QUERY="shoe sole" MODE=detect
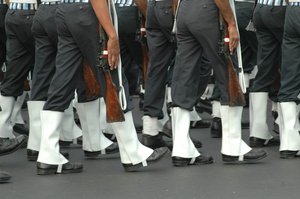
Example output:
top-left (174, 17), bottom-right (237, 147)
top-left (124, 148), bottom-right (169, 172)
top-left (173, 158), bottom-right (214, 167)
top-left (0, 138), bottom-right (27, 157)
top-left (223, 153), bottom-right (267, 164)
top-left (37, 168), bottom-right (83, 175)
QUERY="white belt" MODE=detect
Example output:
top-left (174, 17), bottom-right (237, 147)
top-left (41, 1), bottom-right (60, 4)
top-left (258, 0), bottom-right (287, 6)
top-left (60, 0), bottom-right (89, 3)
top-left (9, 2), bottom-right (37, 10)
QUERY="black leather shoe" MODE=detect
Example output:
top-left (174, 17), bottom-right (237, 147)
top-left (210, 117), bottom-right (222, 138)
top-left (280, 150), bottom-right (300, 159)
top-left (37, 162), bottom-right (83, 175)
top-left (222, 149), bottom-right (267, 163)
top-left (0, 135), bottom-right (27, 156)
top-left (190, 120), bottom-right (211, 129)
top-left (249, 137), bottom-right (280, 148)
top-left (84, 143), bottom-right (119, 158)
top-left (13, 123), bottom-right (29, 135)
top-left (141, 134), bottom-right (167, 149)
top-left (172, 155), bottom-right (214, 167)
top-left (0, 170), bottom-right (11, 183)
top-left (122, 147), bottom-right (169, 172)
top-left (27, 149), bottom-right (69, 161)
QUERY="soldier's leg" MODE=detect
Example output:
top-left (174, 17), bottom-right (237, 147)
top-left (0, 8), bottom-right (34, 140)
top-left (249, 5), bottom-right (285, 146)
top-left (143, 0), bottom-right (175, 143)
top-left (37, 4), bottom-right (84, 174)
top-left (278, 6), bottom-right (300, 158)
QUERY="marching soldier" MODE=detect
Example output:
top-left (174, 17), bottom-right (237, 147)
top-left (249, 0), bottom-right (286, 147)
top-left (0, 0), bottom-right (35, 140)
top-left (36, 0), bottom-right (168, 175)
top-left (135, 0), bottom-right (208, 150)
top-left (138, 0), bottom-right (176, 149)
top-left (277, 0), bottom-right (300, 159)
top-left (209, 0), bottom-right (257, 139)
top-left (171, 0), bottom-right (266, 166)
top-left (29, 0), bottom-right (116, 163)
top-left (0, 0), bottom-right (28, 182)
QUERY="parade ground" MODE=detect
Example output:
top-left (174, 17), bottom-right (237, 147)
top-left (0, 97), bottom-right (299, 199)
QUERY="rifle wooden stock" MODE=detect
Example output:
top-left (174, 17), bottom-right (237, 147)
top-left (103, 67), bottom-right (125, 123)
top-left (99, 27), bottom-right (125, 123)
top-left (219, 15), bottom-right (246, 107)
top-left (82, 59), bottom-right (101, 100)
top-left (226, 55), bottom-right (246, 106)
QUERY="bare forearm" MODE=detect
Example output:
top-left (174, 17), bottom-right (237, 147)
top-left (214, 0), bottom-right (236, 27)
top-left (134, 0), bottom-right (147, 17)
top-left (172, 0), bottom-right (179, 15)
top-left (90, 0), bottom-right (117, 40)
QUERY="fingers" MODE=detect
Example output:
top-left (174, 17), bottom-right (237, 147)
top-left (108, 53), bottom-right (119, 70)
top-left (107, 37), bottom-right (120, 70)
top-left (229, 38), bottom-right (238, 54)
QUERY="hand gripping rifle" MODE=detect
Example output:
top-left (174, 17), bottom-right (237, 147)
top-left (218, 14), bottom-right (246, 107)
top-left (98, 26), bottom-right (125, 123)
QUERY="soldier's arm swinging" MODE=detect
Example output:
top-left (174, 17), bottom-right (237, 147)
top-left (214, 0), bottom-right (239, 54)
top-left (90, 0), bottom-right (120, 69)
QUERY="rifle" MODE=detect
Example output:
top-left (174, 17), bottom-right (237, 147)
top-left (136, 13), bottom-right (148, 89)
top-left (99, 26), bottom-right (125, 123)
top-left (82, 59), bottom-right (101, 100)
top-left (218, 14), bottom-right (246, 107)
top-left (134, 0), bottom-right (149, 91)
